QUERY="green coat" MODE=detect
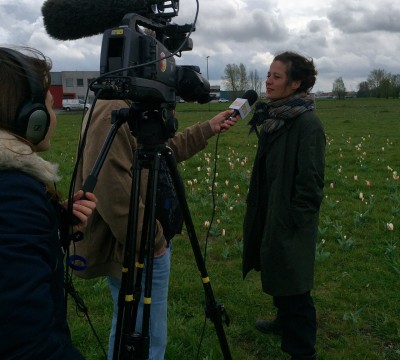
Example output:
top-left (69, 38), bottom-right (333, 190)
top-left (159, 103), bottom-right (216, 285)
top-left (243, 110), bottom-right (325, 296)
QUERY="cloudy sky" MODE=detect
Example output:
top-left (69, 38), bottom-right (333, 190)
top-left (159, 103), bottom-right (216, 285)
top-left (1, 0), bottom-right (400, 92)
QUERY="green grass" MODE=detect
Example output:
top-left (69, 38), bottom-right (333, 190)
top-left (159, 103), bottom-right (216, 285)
top-left (44, 98), bottom-right (400, 359)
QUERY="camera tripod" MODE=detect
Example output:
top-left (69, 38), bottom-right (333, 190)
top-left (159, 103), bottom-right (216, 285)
top-left (81, 103), bottom-right (232, 360)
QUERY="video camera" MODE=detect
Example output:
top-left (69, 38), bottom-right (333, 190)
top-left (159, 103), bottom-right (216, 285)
top-left (90, 0), bottom-right (211, 105)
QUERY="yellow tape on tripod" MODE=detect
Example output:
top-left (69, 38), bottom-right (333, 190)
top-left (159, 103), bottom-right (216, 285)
top-left (125, 294), bottom-right (134, 302)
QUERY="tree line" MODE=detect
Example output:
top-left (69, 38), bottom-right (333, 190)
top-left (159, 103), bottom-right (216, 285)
top-left (222, 63), bottom-right (263, 99)
top-left (223, 63), bottom-right (400, 101)
top-left (333, 69), bottom-right (400, 99)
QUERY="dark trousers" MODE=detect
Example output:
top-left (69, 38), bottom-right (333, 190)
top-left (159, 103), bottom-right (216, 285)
top-left (273, 291), bottom-right (316, 358)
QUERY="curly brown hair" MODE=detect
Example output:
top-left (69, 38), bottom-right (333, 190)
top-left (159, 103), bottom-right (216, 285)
top-left (0, 47), bottom-right (52, 138)
top-left (273, 51), bottom-right (317, 94)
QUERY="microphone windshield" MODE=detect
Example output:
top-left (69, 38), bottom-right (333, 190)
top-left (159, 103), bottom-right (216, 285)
top-left (42, 0), bottom-right (151, 40)
top-left (241, 89), bottom-right (258, 107)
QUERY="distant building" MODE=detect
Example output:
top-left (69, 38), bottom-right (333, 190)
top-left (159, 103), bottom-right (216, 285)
top-left (50, 71), bottom-right (99, 109)
top-left (50, 72), bottom-right (245, 108)
top-left (218, 89), bottom-right (266, 102)
top-left (210, 85), bottom-right (221, 100)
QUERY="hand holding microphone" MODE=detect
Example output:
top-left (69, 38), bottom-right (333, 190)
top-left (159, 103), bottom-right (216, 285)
top-left (208, 90), bottom-right (258, 133)
top-left (228, 90), bottom-right (258, 119)
top-left (208, 110), bottom-right (238, 133)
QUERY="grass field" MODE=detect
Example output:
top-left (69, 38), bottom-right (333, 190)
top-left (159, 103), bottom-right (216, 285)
top-left (44, 98), bottom-right (400, 359)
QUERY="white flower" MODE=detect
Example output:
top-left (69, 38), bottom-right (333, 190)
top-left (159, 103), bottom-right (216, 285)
top-left (387, 223), bottom-right (394, 231)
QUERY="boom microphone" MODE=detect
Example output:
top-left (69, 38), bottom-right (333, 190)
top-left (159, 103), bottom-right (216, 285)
top-left (228, 90), bottom-right (258, 119)
top-left (42, 0), bottom-right (169, 40)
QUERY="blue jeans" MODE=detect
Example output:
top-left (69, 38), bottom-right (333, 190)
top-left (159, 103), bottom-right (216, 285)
top-left (107, 245), bottom-right (172, 360)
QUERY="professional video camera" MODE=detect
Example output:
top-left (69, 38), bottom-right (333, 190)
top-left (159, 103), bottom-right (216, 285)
top-left (90, 0), bottom-right (211, 105)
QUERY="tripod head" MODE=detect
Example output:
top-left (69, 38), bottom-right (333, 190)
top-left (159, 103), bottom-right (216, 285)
top-left (112, 102), bottom-right (178, 146)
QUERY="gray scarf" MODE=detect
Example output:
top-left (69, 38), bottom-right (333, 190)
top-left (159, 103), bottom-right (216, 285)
top-left (248, 93), bottom-right (315, 136)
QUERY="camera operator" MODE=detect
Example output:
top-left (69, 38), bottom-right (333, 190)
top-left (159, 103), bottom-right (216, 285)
top-left (72, 99), bottom-right (237, 359)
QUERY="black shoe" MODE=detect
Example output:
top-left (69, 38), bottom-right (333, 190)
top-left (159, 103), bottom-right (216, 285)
top-left (255, 319), bottom-right (282, 335)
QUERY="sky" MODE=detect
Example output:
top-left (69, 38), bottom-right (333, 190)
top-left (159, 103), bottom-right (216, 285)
top-left (1, 0), bottom-right (400, 92)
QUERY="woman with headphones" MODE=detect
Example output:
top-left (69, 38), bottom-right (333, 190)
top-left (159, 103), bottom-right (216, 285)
top-left (0, 47), bottom-right (97, 359)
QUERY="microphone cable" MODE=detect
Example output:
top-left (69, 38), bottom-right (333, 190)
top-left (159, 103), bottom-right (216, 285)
top-left (63, 89), bottom-right (108, 359)
top-left (202, 131), bottom-right (221, 264)
top-left (196, 128), bottom-right (223, 359)
top-left (64, 265), bottom-right (108, 360)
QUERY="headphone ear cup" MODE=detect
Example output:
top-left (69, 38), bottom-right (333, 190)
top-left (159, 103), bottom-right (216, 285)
top-left (17, 101), bottom-right (50, 145)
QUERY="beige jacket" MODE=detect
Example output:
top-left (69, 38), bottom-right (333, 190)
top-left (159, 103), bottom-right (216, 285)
top-left (71, 100), bottom-right (214, 279)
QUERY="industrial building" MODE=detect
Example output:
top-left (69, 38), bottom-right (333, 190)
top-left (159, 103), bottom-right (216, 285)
top-left (50, 71), bottom-right (99, 109)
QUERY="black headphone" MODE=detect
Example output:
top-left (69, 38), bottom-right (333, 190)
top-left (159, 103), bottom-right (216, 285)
top-left (0, 48), bottom-right (50, 145)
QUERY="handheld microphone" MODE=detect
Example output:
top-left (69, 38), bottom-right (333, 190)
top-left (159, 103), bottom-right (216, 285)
top-left (41, 0), bottom-right (166, 40)
top-left (228, 90), bottom-right (258, 119)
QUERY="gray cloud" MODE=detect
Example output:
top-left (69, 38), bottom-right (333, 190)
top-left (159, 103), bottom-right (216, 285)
top-left (328, 2), bottom-right (400, 33)
top-left (1, 0), bottom-right (399, 92)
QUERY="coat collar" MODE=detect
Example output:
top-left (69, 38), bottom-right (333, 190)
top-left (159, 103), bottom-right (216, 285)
top-left (0, 130), bottom-right (60, 184)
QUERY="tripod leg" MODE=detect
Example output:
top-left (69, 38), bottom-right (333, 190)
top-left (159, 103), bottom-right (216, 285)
top-left (113, 149), bottom-right (162, 360)
top-left (164, 148), bottom-right (232, 360)
top-left (138, 150), bottom-right (162, 348)
top-left (113, 149), bottom-right (142, 360)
